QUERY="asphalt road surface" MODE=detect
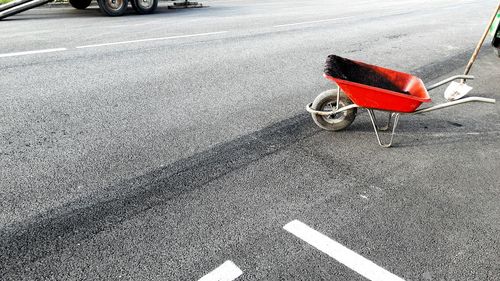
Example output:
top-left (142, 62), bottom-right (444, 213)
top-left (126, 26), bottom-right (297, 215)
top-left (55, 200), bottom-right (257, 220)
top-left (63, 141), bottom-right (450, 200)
top-left (1, 0), bottom-right (500, 280)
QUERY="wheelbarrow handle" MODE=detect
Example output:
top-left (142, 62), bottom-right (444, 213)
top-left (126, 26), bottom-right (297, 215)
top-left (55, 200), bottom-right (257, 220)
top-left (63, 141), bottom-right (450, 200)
top-left (412, 96), bottom-right (496, 114)
top-left (426, 75), bottom-right (475, 91)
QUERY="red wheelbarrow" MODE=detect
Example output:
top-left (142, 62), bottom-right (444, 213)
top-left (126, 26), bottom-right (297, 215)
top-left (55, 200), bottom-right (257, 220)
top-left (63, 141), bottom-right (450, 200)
top-left (306, 55), bottom-right (496, 147)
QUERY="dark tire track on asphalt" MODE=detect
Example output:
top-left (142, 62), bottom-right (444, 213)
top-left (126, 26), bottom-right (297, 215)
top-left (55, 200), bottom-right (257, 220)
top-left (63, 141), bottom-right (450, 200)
top-left (0, 113), bottom-right (320, 276)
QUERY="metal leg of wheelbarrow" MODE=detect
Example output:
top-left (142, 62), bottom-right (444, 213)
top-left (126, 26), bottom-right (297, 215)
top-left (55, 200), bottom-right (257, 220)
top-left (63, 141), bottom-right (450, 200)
top-left (367, 109), bottom-right (400, 148)
top-left (369, 112), bottom-right (393, 131)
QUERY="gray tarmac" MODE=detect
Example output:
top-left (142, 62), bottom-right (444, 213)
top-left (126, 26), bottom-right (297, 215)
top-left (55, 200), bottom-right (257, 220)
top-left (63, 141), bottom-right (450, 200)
top-left (1, 0), bottom-right (499, 280)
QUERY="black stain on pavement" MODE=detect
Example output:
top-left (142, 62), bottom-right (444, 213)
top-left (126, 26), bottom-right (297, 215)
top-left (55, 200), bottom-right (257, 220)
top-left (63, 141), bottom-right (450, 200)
top-left (0, 113), bottom-right (319, 276)
top-left (447, 121), bottom-right (463, 127)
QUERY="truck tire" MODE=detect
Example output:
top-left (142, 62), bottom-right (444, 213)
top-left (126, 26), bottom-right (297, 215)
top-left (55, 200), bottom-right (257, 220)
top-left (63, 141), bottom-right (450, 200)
top-left (69, 0), bottom-right (92, 9)
top-left (97, 0), bottom-right (128, 16)
top-left (131, 0), bottom-right (157, 14)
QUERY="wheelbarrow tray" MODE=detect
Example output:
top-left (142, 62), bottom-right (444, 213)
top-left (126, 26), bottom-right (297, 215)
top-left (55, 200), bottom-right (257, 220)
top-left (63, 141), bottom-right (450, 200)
top-left (324, 55), bottom-right (431, 113)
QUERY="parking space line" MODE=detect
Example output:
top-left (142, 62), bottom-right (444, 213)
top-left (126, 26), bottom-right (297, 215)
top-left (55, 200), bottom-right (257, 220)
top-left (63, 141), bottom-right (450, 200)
top-left (284, 220), bottom-right (405, 281)
top-left (273, 17), bottom-right (354, 28)
top-left (199, 260), bottom-right (243, 281)
top-left (0, 48), bottom-right (67, 58)
top-left (75, 31), bottom-right (229, 49)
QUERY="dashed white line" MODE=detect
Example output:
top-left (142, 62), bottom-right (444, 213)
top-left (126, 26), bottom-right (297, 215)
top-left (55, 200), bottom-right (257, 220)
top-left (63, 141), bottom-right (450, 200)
top-left (284, 220), bottom-right (405, 281)
top-left (199, 260), bottom-right (243, 281)
top-left (273, 16), bottom-right (355, 28)
top-left (76, 31), bottom-right (229, 49)
top-left (0, 48), bottom-right (67, 58)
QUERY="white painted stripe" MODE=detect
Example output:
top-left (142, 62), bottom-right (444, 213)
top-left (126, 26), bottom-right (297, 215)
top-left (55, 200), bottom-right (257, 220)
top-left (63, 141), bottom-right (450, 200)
top-left (199, 260), bottom-right (243, 281)
top-left (76, 31), bottom-right (228, 49)
top-left (0, 48), bottom-right (67, 58)
top-left (284, 220), bottom-right (405, 281)
top-left (274, 16), bottom-right (354, 28)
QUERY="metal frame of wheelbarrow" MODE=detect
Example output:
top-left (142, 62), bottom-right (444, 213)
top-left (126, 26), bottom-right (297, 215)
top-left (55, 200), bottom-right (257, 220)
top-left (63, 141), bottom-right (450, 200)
top-left (306, 75), bottom-right (496, 147)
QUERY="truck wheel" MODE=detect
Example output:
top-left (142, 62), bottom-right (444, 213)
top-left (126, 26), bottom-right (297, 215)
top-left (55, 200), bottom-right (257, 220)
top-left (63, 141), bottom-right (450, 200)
top-left (131, 0), bottom-right (157, 14)
top-left (97, 0), bottom-right (128, 16)
top-left (69, 0), bottom-right (92, 9)
top-left (310, 89), bottom-right (357, 131)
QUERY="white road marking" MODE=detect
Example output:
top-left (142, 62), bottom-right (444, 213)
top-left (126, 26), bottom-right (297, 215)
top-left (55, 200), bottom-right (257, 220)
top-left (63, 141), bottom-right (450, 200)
top-left (0, 48), bottom-right (67, 58)
top-left (199, 260), bottom-right (243, 281)
top-left (76, 31), bottom-right (229, 49)
top-left (273, 16), bottom-right (355, 28)
top-left (284, 220), bottom-right (405, 281)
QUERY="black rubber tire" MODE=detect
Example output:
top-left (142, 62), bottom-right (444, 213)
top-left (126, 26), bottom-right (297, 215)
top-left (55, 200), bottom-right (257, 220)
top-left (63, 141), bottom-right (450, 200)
top-left (131, 0), bottom-right (157, 14)
top-left (493, 22), bottom-right (500, 57)
top-left (69, 0), bottom-right (92, 9)
top-left (97, 0), bottom-right (128, 16)
top-left (310, 89), bottom-right (357, 131)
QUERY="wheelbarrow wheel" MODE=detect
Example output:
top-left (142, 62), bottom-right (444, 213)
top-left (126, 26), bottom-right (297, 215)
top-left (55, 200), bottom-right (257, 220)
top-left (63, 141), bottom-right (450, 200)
top-left (311, 89), bottom-right (357, 131)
